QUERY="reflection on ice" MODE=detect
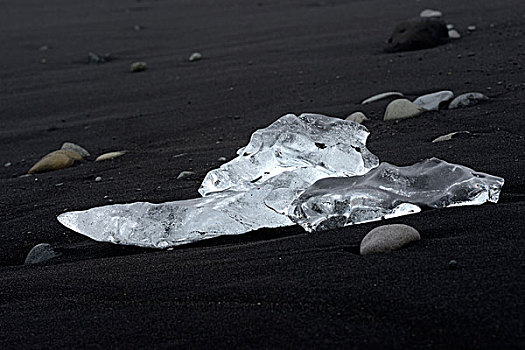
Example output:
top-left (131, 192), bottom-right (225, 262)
top-left (287, 158), bottom-right (504, 232)
top-left (57, 114), bottom-right (504, 248)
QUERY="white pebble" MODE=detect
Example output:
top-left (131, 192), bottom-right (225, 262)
top-left (432, 131), bottom-right (471, 143)
top-left (189, 52), bottom-right (202, 62)
top-left (384, 99), bottom-right (425, 121)
top-left (448, 29), bottom-right (461, 39)
top-left (420, 9), bottom-right (442, 18)
top-left (218, 157), bottom-right (227, 162)
top-left (467, 25), bottom-right (477, 31)
top-left (345, 112), bottom-right (368, 124)
top-left (95, 176), bottom-right (102, 182)
top-left (4, 162), bottom-right (11, 167)
top-left (95, 151), bottom-right (127, 161)
top-left (177, 171), bottom-right (196, 180)
top-left (361, 91), bottom-right (404, 105)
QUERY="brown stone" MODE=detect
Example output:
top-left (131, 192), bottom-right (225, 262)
top-left (28, 150), bottom-right (82, 174)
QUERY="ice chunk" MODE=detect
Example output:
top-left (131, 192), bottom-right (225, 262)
top-left (58, 113), bottom-right (379, 248)
top-left (199, 113), bottom-right (378, 195)
top-left (288, 158), bottom-right (504, 232)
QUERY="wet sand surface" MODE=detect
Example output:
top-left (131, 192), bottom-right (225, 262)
top-left (1, 1), bottom-right (524, 348)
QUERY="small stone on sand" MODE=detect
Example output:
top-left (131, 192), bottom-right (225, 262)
top-left (448, 92), bottom-right (488, 109)
top-left (432, 131), bottom-right (471, 142)
top-left (218, 157), bottom-right (227, 162)
top-left (345, 112), bottom-right (368, 124)
top-left (130, 61), bottom-right (147, 72)
top-left (413, 90), bottom-right (454, 111)
top-left (28, 150), bottom-right (82, 174)
top-left (360, 224), bottom-right (421, 255)
top-left (61, 142), bottom-right (90, 158)
top-left (361, 92), bottom-right (404, 104)
top-left (177, 171), bottom-right (196, 180)
top-left (95, 176), bottom-right (102, 182)
top-left (420, 9), bottom-right (442, 18)
top-left (189, 52), bottom-right (202, 62)
top-left (95, 151), bottom-right (127, 161)
top-left (384, 99), bottom-right (425, 121)
top-left (448, 29), bottom-right (461, 39)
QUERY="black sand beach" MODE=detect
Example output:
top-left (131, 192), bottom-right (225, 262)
top-left (1, 0), bottom-right (524, 348)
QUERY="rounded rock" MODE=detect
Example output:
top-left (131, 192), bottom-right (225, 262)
top-left (385, 18), bottom-right (449, 53)
top-left (384, 99), bottom-right (425, 121)
top-left (61, 142), bottom-right (90, 158)
top-left (448, 29), bottom-right (461, 39)
top-left (420, 9), bottom-right (442, 18)
top-left (360, 224), bottom-right (421, 255)
top-left (189, 52), bottom-right (202, 62)
top-left (177, 170), bottom-right (196, 180)
top-left (345, 112), bottom-right (368, 124)
top-left (448, 92), bottom-right (488, 109)
top-left (413, 90), bottom-right (454, 111)
top-left (28, 150), bottom-right (82, 174)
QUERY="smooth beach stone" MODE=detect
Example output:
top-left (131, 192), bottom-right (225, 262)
top-left (413, 90), bottom-right (454, 110)
top-left (28, 150), bottom-right (82, 174)
top-left (177, 171), bottom-right (196, 180)
top-left (432, 131), bottom-right (471, 143)
top-left (467, 25), bottom-right (477, 31)
top-left (61, 142), bottom-right (90, 158)
top-left (448, 29), bottom-right (461, 39)
top-left (24, 243), bottom-right (61, 265)
top-left (95, 151), bottom-right (127, 161)
top-left (360, 224), bottom-right (420, 255)
top-left (448, 92), bottom-right (488, 109)
top-left (189, 52), bottom-right (202, 62)
top-left (420, 9), bottom-right (442, 18)
top-left (88, 52), bottom-right (112, 64)
top-left (345, 112), bottom-right (368, 124)
top-left (385, 18), bottom-right (449, 52)
top-left (130, 61), bottom-right (147, 72)
top-left (361, 91), bottom-right (404, 104)
top-left (384, 99), bottom-right (425, 121)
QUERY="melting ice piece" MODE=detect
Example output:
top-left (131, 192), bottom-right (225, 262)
top-left (199, 113), bottom-right (379, 195)
top-left (287, 158), bottom-right (504, 232)
top-left (58, 113), bottom-right (379, 248)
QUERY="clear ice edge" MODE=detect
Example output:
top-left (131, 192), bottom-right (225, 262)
top-left (57, 113), bottom-right (504, 248)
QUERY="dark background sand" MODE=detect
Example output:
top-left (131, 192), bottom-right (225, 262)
top-left (1, 0), bottom-right (524, 348)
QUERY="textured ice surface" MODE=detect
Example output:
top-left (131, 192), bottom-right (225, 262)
top-left (288, 158), bottom-right (504, 232)
top-left (58, 113), bottom-right (379, 248)
top-left (58, 114), bottom-right (503, 248)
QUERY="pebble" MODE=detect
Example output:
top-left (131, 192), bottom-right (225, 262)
top-left (467, 25), bottom-right (476, 31)
top-left (4, 162), bottom-right (11, 167)
top-left (130, 61), bottom-right (147, 72)
top-left (413, 90), bottom-right (454, 111)
top-left (24, 243), bottom-right (61, 265)
top-left (218, 157), bottom-right (227, 162)
top-left (420, 9), bottom-right (442, 18)
top-left (95, 176), bottom-right (102, 182)
top-left (448, 92), bottom-right (488, 109)
top-left (446, 24), bottom-right (454, 30)
top-left (28, 150), bottom-right (82, 174)
top-left (189, 52), bottom-right (202, 62)
top-left (177, 171), bottom-right (196, 180)
top-left (448, 29), bottom-right (461, 39)
top-left (361, 91), bottom-right (404, 104)
top-left (384, 99), bottom-right (426, 121)
top-left (385, 18), bottom-right (449, 52)
top-left (133, 25), bottom-right (142, 31)
top-left (345, 112), bottom-right (368, 124)
top-left (95, 151), bottom-right (127, 161)
top-left (360, 224), bottom-right (421, 255)
top-left (432, 131), bottom-right (471, 142)
top-left (448, 260), bottom-right (458, 270)
top-left (61, 142), bottom-right (90, 158)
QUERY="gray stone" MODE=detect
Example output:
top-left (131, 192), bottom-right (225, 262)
top-left (448, 29), bottom-right (461, 39)
top-left (420, 9), bottom-right (442, 18)
top-left (218, 157), bottom-right (227, 162)
top-left (24, 243), bottom-right (61, 265)
top-left (4, 162), bottom-right (11, 167)
top-left (448, 92), bottom-right (488, 109)
top-left (61, 142), bottom-right (90, 158)
top-left (95, 176), bottom-right (102, 182)
top-left (413, 90), bottom-right (454, 111)
top-left (345, 112), bottom-right (368, 124)
top-left (360, 224), bottom-right (420, 255)
top-left (177, 171), bottom-right (196, 180)
top-left (385, 18), bottom-right (449, 53)
top-left (384, 99), bottom-right (425, 121)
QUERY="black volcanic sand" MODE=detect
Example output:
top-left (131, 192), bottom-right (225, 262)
top-left (1, 1), bottom-right (524, 349)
